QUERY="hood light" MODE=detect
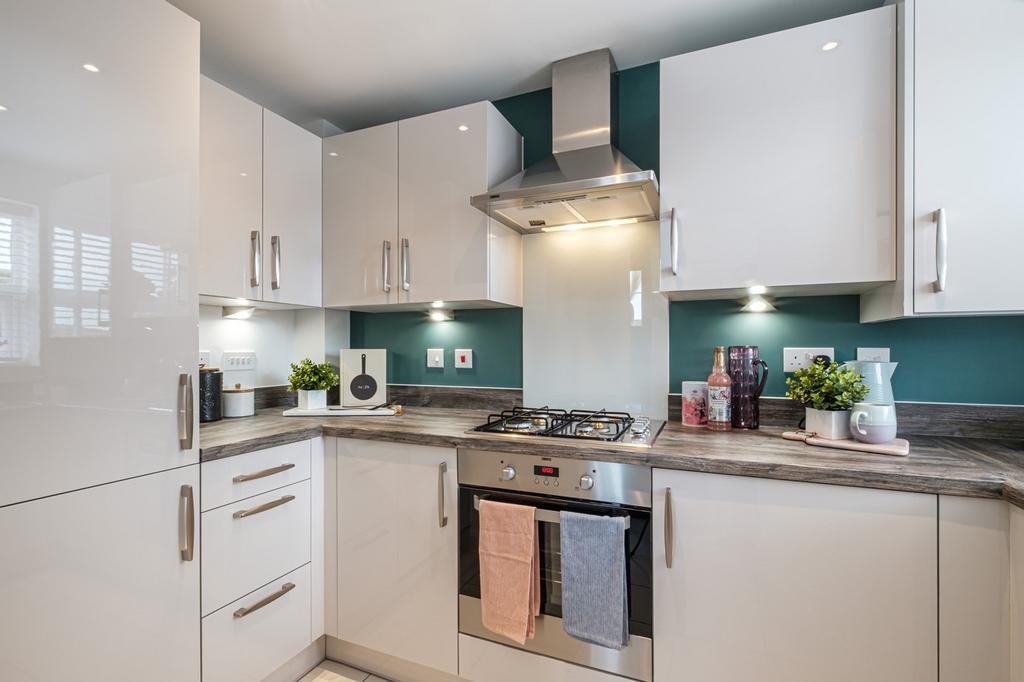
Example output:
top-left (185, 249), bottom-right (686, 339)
top-left (222, 306), bottom-right (256, 320)
top-left (747, 285), bottom-right (767, 295)
top-left (431, 300), bottom-right (445, 308)
top-left (429, 309), bottom-right (454, 322)
top-left (741, 295), bottom-right (775, 313)
top-left (540, 217), bottom-right (639, 233)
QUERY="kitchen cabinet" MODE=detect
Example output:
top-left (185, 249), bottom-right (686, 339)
top-left (652, 469), bottom-right (937, 682)
top-left (323, 122), bottom-right (399, 308)
top-left (199, 76), bottom-right (263, 301)
top-left (263, 109), bottom-right (323, 307)
top-left (199, 83), bottom-right (322, 307)
top-left (0, 466), bottom-right (201, 682)
top-left (861, 0), bottom-right (1024, 320)
top-left (659, 6), bottom-right (895, 299)
top-left (1012, 504), bottom-right (1024, 682)
top-left (323, 101), bottom-right (522, 310)
top-left (458, 634), bottom-right (625, 682)
top-left (333, 437), bottom-right (459, 675)
top-left (939, 496), bottom-right (1011, 682)
top-left (0, 0), bottom-right (200, 508)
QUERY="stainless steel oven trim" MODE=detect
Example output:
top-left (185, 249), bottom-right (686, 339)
top-left (472, 494), bottom-right (631, 529)
top-left (459, 595), bottom-right (653, 682)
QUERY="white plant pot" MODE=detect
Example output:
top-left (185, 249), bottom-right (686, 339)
top-left (297, 389), bottom-right (327, 411)
top-left (805, 408), bottom-right (851, 440)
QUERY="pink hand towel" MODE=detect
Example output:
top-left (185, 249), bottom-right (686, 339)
top-left (478, 499), bottom-right (541, 645)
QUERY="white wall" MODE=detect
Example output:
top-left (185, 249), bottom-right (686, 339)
top-left (199, 305), bottom-right (349, 387)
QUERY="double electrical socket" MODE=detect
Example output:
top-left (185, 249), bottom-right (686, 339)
top-left (783, 347), bottom-right (834, 372)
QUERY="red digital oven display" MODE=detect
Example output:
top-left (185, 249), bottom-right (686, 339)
top-left (533, 465), bottom-right (560, 477)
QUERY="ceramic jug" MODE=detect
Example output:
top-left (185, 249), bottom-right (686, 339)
top-left (842, 361), bottom-right (897, 405)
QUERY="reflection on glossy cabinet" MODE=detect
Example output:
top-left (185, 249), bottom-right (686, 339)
top-left (323, 123), bottom-right (399, 307)
top-left (263, 109), bottom-right (323, 307)
top-left (0, 0), bottom-right (200, 507)
top-left (334, 438), bottom-right (458, 675)
top-left (0, 466), bottom-right (201, 682)
top-left (200, 76), bottom-right (263, 301)
top-left (652, 469), bottom-right (937, 682)
top-left (659, 6), bottom-right (895, 298)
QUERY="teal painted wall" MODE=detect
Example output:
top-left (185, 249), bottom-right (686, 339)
top-left (670, 296), bottom-right (1024, 404)
top-left (350, 308), bottom-right (523, 388)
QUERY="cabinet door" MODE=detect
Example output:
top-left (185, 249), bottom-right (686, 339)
top-left (653, 469), bottom-right (937, 682)
top-left (398, 102), bottom-right (490, 304)
top-left (912, 0), bottom-right (1024, 314)
top-left (659, 6), bottom-right (895, 294)
top-left (0, 466), bottom-right (201, 682)
top-left (336, 438), bottom-right (458, 675)
top-left (323, 123), bottom-right (398, 308)
top-left (0, 0), bottom-right (200, 508)
top-left (263, 109), bottom-right (322, 307)
top-left (1012, 505), bottom-right (1024, 682)
top-left (200, 76), bottom-right (263, 300)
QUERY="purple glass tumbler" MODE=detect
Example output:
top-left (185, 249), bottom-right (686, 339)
top-left (728, 346), bottom-right (769, 429)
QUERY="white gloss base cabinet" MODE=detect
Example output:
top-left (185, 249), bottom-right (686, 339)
top-left (203, 564), bottom-right (312, 682)
top-left (458, 634), bottom-right (624, 682)
top-left (1012, 505), bottom-right (1024, 682)
top-left (652, 469), bottom-right (937, 682)
top-left (659, 6), bottom-right (895, 298)
top-left (0, 466), bottom-right (201, 682)
top-left (332, 437), bottom-right (459, 676)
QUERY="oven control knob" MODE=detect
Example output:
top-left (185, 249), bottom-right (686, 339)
top-left (579, 474), bottom-right (595, 491)
top-left (500, 465), bottom-right (516, 482)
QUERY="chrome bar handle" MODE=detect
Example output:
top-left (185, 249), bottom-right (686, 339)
top-left (438, 461), bottom-right (449, 528)
top-left (382, 239), bottom-right (392, 293)
top-left (669, 208), bottom-right (679, 276)
top-left (178, 373), bottom-right (193, 450)
top-left (400, 237), bottom-right (410, 292)
top-left (180, 484), bottom-right (195, 562)
top-left (934, 208), bottom-right (947, 292)
top-left (250, 230), bottom-right (261, 288)
top-left (664, 487), bottom-right (674, 569)
top-left (233, 494), bottom-right (296, 519)
top-left (233, 582), bottom-right (295, 619)
top-left (271, 235), bottom-right (281, 290)
top-left (233, 463), bottom-right (295, 484)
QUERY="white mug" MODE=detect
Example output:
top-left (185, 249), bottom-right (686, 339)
top-left (850, 402), bottom-right (897, 444)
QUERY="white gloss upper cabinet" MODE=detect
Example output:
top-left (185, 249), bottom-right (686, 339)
top-left (323, 122), bottom-right (398, 308)
top-left (200, 76), bottom-right (263, 301)
top-left (334, 438), bottom-right (459, 675)
top-left (0, 466), bottom-right (201, 682)
top-left (659, 6), bottom-right (895, 298)
top-left (263, 109), bottom-right (323, 307)
top-left (910, 0), bottom-right (1024, 315)
top-left (0, 0), bottom-right (200, 507)
top-left (653, 469), bottom-right (937, 682)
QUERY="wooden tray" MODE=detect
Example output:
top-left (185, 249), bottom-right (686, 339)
top-left (782, 431), bottom-right (910, 456)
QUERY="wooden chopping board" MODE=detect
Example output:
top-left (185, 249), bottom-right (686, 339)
top-left (783, 431), bottom-right (910, 456)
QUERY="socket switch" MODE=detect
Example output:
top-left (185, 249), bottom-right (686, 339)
top-left (198, 350), bottom-right (211, 367)
top-left (222, 351), bottom-right (257, 370)
top-left (857, 347), bottom-right (891, 362)
top-left (783, 347), bottom-right (835, 372)
top-left (426, 348), bottom-right (444, 369)
top-left (455, 349), bottom-right (473, 369)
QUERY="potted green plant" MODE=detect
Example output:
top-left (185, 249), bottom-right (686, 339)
top-left (287, 358), bottom-right (339, 410)
top-left (785, 358), bottom-right (869, 439)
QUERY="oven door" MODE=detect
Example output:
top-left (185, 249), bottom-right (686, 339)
top-left (458, 486), bottom-right (653, 682)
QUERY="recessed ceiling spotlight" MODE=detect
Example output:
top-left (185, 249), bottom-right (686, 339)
top-left (457, 125), bottom-right (469, 132)
top-left (748, 285), bottom-right (767, 295)
top-left (821, 41), bottom-right (839, 52)
top-left (82, 63), bottom-right (100, 72)
top-left (328, 151), bottom-right (339, 157)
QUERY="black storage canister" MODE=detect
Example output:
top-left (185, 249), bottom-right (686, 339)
top-left (199, 366), bottom-right (223, 423)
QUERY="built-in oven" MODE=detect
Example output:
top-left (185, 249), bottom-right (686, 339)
top-left (457, 449), bottom-right (653, 682)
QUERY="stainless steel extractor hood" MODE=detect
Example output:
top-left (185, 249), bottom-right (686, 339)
top-left (471, 49), bottom-right (659, 234)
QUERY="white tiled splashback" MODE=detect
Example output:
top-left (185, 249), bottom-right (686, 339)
top-left (522, 221), bottom-right (669, 419)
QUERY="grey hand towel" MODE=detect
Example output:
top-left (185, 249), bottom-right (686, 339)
top-left (559, 510), bottom-right (629, 649)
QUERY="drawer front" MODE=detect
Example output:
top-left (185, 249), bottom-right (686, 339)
top-left (201, 440), bottom-right (311, 512)
top-left (203, 564), bottom-right (312, 682)
top-left (202, 479), bottom-right (311, 615)
top-left (458, 634), bottom-right (627, 682)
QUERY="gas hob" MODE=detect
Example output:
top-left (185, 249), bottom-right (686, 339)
top-left (469, 406), bottom-right (665, 448)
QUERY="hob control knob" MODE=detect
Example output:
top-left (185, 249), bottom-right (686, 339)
top-left (579, 474), bottom-right (595, 491)
top-left (500, 465), bottom-right (516, 482)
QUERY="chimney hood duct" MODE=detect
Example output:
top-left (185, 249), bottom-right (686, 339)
top-left (471, 49), bottom-right (659, 234)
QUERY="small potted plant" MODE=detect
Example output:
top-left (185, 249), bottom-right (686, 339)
top-left (785, 358), bottom-right (868, 439)
top-left (287, 358), bottom-right (339, 410)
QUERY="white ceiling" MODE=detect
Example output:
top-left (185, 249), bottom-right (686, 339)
top-left (167, 0), bottom-right (881, 134)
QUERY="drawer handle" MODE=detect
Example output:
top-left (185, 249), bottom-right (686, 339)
top-left (232, 463), bottom-right (296, 484)
top-left (233, 582), bottom-right (296, 619)
top-left (232, 494), bottom-right (296, 519)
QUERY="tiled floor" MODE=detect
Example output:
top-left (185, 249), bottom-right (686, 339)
top-left (298, 660), bottom-right (393, 682)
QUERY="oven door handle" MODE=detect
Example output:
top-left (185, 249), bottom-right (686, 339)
top-left (472, 495), bottom-right (631, 530)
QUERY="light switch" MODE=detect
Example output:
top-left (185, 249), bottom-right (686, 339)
top-left (426, 348), bottom-right (444, 368)
top-left (857, 347), bottom-right (891, 362)
top-left (455, 349), bottom-right (473, 368)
